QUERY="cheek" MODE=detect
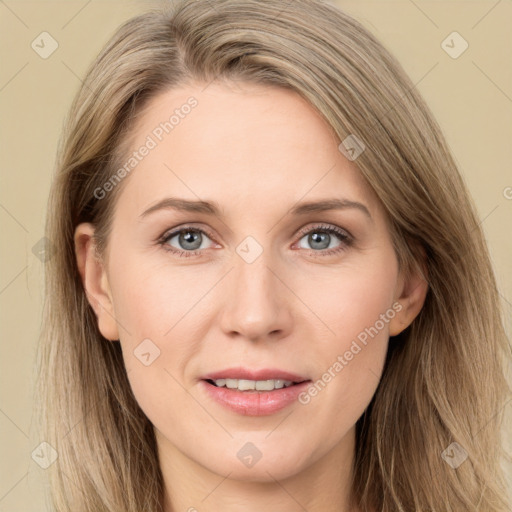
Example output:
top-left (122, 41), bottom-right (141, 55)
top-left (109, 250), bottom-right (206, 340)
top-left (106, 256), bottom-right (204, 411)
top-left (298, 252), bottom-right (398, 348)
top-left (294, 253), bottom-right (397, 424)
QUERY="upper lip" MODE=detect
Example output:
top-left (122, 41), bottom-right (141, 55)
top-left (201, 367), bottom-right (310, 383)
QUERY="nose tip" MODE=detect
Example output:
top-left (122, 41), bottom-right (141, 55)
top-left (219, 253), bottom-right (292, 342)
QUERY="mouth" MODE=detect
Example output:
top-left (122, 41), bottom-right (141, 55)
top-left (200, 367), bottom-right (310, 390)
top-left (203, 378), bottom-right (308, 392)
top-left (198, 368), bottom-right (312, 416)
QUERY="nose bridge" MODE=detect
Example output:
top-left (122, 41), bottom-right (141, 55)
top-left (219, 239), bottom-right (291, 341)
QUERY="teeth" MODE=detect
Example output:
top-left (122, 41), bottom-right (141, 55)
top-left (212, 378), bottom-right (294, 391)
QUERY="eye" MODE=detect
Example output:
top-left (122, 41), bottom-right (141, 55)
top-left (158, 226), bottom-right (216, 257)
top-left (294, 223), bottom-right (353, 256)
top-left (157, 223), bottom-right (353, 258)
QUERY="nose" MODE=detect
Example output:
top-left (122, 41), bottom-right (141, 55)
top-left (219, 249), bottom-right (293, 343)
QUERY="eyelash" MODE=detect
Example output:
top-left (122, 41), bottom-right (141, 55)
top-left (157, 223), bottom-right (353, 258)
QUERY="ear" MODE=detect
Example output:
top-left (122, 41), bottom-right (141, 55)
top-left (74, 222), bottom-right (119, 341)
top-left (388, 250), bottom-right (429, 336)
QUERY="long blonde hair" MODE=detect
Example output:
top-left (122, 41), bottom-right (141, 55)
top-left (35, 0), bottom-right (511, 510)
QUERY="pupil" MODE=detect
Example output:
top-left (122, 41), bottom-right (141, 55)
top-left (180, 230), bottom-right (201, 250)
top-left (310, 232), bottom-right (329, 250)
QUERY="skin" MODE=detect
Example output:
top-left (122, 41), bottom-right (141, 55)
top-left (75, 80), bottom-right (428, 512)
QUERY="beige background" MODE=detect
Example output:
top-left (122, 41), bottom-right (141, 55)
top-left (1, 1), bottom-right (511, 509)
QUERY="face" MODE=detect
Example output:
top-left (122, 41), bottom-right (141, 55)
top-left (76, 80), bottom-right (425, 485)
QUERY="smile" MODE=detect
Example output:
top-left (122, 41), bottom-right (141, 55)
top-left (200, 378), bottom-right (312, 416)
top-left (206, 378), bottom-right (299, 391)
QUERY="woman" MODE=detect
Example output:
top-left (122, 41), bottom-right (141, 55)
top-left (35, 0), bottom-right (511, 510)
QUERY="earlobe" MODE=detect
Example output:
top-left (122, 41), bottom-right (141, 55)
top-left (74, 223), bottom-right (119, 341)
top-left (388, 256), bottom-right (429, 337)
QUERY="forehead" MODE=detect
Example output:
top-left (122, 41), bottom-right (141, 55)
top-left (113, 81), bottom-right (381, 221)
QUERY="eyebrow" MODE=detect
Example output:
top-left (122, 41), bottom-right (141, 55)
top-left (139, 197), bottom-right (372, 221)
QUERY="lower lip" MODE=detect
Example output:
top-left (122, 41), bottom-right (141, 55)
top-left (199, 380), bottom-right (311, 416)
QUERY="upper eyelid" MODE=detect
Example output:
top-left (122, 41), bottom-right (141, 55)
top-left (296, 223), bottom-right (351, 238)
top-left (159, 224), bottom-right (217, 243)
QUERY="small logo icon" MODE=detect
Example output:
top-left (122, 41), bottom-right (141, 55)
top-left (441, 442), bottom-right (468, 469)
top-left (32, 237), bottom-right (55, 262)
top-left (31, 31), bottom-right (59, 59)
top-left (338, 134), bottom-right (365, 161)
top-left (441, 31), bottom-right (468, 59)
top-left (236, 236), bottom-right (263, 264)
top-left (237, 442), bottom-right (262, 468)
top-left (134, 338), bottom-right (161, 366)
top-left (31, 441), bottom-right (58, 469)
